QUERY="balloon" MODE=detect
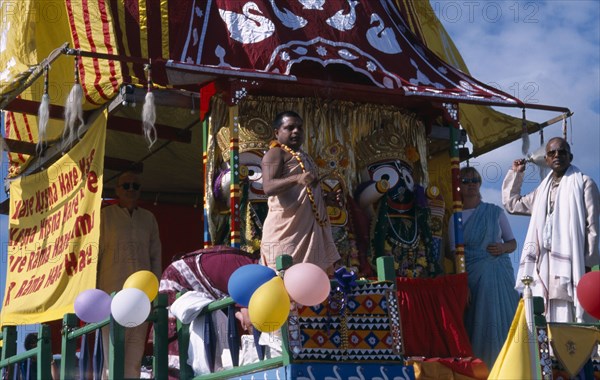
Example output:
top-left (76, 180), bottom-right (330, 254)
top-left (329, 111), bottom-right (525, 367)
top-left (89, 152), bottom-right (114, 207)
top-left (123, 270), bottom-right (159, 301)
top-left (111, 288), bottom-right (151, 327)
top-left (248, 277), bottom-right (290, 332)
top-left (284, 263), bottom-right (331, 306)
top-left (228, 264), bottom-right (276, 307)
top-left (74, 289), bottom-right (112, 323)
top-left (576, 271), bottom-right (600, 319)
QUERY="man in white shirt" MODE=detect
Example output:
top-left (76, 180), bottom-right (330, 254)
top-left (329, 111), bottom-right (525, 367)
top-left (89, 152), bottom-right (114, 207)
top-left (98, 170), bottom-right (162, 378)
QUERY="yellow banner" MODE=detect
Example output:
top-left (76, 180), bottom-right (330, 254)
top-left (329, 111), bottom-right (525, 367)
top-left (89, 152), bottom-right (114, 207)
top-left (1, 111), bottom-right (106, 325)
top-left (549, 324), bottom-right (600, 377)
top-left (489, 299), bottom-right (537, 379)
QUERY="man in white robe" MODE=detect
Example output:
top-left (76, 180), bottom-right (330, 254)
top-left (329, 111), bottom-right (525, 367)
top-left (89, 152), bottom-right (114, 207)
top-left (503, 137), bottom-right (599, 322)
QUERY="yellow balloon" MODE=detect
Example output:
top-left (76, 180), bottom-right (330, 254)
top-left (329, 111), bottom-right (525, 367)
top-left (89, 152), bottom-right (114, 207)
top-left (248, 277), bottom-right (290, 333)
top-left (123, 270), bottom-right (159, 301)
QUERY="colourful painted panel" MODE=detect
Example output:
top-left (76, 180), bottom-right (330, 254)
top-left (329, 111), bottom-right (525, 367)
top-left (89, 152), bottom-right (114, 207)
top-left (288, 281), bottom-right (403, 362)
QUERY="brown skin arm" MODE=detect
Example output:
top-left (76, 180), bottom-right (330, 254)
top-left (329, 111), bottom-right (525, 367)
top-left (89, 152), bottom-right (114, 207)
top-left (261, 146), bottom-right (315, 196)
top-left (235, 307), bottom-right (252, 332)
top-left (487, 239), bottom-right (517, 256)
top-left (512, 159), bottom-right (526, 173)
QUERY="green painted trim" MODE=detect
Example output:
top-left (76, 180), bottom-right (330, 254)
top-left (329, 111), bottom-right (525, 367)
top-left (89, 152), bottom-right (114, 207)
top-left (376, 256), bottom-right (396, 282)
top-left (194, 357), bottom-right (284, 379)
top-left (61, 314), bottom-right (80, 379)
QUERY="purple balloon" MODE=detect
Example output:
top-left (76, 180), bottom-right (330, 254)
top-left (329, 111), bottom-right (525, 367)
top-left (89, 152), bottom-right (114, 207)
top-left (74, 289), bottom-right (112, 323)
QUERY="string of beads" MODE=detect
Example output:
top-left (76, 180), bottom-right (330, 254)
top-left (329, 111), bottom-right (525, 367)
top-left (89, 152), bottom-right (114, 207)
top-left (274, 142), bottom-right (329, 227)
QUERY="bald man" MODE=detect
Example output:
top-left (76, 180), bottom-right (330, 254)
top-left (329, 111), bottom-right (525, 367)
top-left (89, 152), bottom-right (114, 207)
top-left (503, 137), bottom-right (599, 323)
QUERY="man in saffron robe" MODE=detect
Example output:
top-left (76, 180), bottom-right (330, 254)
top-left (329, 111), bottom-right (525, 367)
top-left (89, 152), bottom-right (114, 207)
top-left (260, 111), bottom-right (340, 272)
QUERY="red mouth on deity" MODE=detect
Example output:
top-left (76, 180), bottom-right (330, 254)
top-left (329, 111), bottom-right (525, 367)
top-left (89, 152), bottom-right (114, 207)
top-left (250, 183), bottom-right (266, 197)
top-left (386, 197), bottom-right (414, 212)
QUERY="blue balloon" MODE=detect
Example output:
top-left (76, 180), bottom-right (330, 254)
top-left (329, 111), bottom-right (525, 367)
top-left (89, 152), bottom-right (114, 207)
top-left (228, 264), bottom-right (277, 307)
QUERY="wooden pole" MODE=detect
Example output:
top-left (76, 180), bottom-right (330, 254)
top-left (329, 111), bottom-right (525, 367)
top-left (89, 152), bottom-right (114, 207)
top-left (229, 105), bottom-right (241, 248)
top-left (202, 117), bottom-right (211, 248)
top-left (449, 107), bottom-right (465, 273)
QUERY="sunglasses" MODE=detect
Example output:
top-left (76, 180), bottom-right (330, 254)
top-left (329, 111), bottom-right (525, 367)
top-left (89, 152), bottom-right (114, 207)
top-left (546, 149), bottom-right (568, 158)
top-left (120, 182), bottom-right (141, 191)
top-left (461, 178), bottom-right (481, 184)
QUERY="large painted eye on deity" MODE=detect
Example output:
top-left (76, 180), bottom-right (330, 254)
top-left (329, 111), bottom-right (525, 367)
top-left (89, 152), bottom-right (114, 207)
top-left (246, 165), bottom-right (263, 182)
top-left (370, 165), bottom-right (399, 188)
top-left (400, 167), bottom-right (414, 191)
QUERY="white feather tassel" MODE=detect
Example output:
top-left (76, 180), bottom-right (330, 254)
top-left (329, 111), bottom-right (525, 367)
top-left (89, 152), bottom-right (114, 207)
top-left (63, 83), bottom-right (84, 150)
top-left (521, 130), bottom-right (530, 156)
top-left (142, 91), bottom-right (157, 148)
top-left (37, 93), bottom-right (50, 155)
top-left (521, 108), bottom-right (529, 155)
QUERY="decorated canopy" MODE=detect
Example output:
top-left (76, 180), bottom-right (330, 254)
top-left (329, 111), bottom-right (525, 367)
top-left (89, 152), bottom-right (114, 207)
top-left (0, 0), bottom-right (569, 202)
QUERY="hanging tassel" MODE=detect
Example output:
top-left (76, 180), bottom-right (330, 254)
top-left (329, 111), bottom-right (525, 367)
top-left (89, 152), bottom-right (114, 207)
top-left (142, 62), bottom-right (157, 149)
top-left (63, 55), bottom-right (84, 150)
top-left (37, 65), bottom-right (50, 156)
top-left (520, 108), bottom-right (530, 155)
top-left (562, 114), bottom-right (567, 140)
top-left (538, 127), bottom-right (546, 181)
top-left (568, 116), bottom-right (573, 145)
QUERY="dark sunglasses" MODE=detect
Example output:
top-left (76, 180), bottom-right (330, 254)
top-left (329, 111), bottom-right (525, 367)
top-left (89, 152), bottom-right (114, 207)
top-left (120, 182), bottom-right (141, 191)
top-left (546, 149), bottom-right (568, 158)
top-left (461, 178), bottom-right (481, 184)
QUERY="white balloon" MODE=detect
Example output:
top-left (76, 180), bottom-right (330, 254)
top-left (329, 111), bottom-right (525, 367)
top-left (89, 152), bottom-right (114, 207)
top-left (111, 288), bottom-right (151, 327)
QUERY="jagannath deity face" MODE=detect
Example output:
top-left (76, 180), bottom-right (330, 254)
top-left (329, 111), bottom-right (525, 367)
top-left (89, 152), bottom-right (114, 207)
top-left (366, 159), bottom-right (415, 209)
top-left (315, 142), bottom-right (350, 226)
top-left (239, 151), bottom-right (267, 201)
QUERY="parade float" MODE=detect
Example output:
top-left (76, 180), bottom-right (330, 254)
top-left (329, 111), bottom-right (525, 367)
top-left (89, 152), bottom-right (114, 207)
top-left (1, 1), bottom-right (597, 379)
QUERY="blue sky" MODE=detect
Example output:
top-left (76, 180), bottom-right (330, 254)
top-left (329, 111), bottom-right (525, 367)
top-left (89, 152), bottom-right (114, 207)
top-left (432, 0), bottom-right (600, 273)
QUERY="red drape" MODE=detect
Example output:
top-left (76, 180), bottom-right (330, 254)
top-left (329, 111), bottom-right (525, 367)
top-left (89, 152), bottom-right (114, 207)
top-left (396, 273), bottom-right (473, 358)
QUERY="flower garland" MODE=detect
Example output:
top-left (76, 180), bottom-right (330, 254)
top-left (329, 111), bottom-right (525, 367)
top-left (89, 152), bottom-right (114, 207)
top-left (273, 141), bottom-right (329, 227)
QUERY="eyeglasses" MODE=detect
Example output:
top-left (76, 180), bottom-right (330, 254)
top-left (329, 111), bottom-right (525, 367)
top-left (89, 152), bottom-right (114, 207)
top-left (120, 182), bottom-right (141, 191)
top-left (546, 149), bottom-right (568, 158)
top-left (461, 178), bottom-right (481, 184)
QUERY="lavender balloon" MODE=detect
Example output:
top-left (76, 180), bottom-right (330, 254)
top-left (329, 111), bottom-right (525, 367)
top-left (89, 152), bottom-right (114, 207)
top-left (74, 289), bottom-right (112, 323)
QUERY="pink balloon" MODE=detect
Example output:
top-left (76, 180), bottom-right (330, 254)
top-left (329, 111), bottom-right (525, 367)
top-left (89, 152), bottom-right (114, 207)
top-left (284, 263), bottom-right (331, 306)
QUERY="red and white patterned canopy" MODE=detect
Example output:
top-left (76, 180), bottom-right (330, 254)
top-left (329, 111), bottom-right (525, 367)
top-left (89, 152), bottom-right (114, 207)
top-left (167, 0), bottom-right (520, 106)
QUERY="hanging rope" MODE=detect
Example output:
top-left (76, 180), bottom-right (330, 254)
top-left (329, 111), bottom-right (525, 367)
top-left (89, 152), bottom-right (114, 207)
top-left (521, 108), bottom-right (530, 155)
top-left (142, 61), bottom-right (157, 148)
top-left (562, 114), bottom-right (568, 140)
top-left (63, 54), bottom-right (84, 150)
top-left (37, 65), bottom-right (50, 155)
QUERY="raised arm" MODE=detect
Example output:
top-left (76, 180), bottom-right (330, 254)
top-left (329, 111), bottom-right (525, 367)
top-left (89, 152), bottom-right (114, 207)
top-left (502, 159), bottom-right (536, 215)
